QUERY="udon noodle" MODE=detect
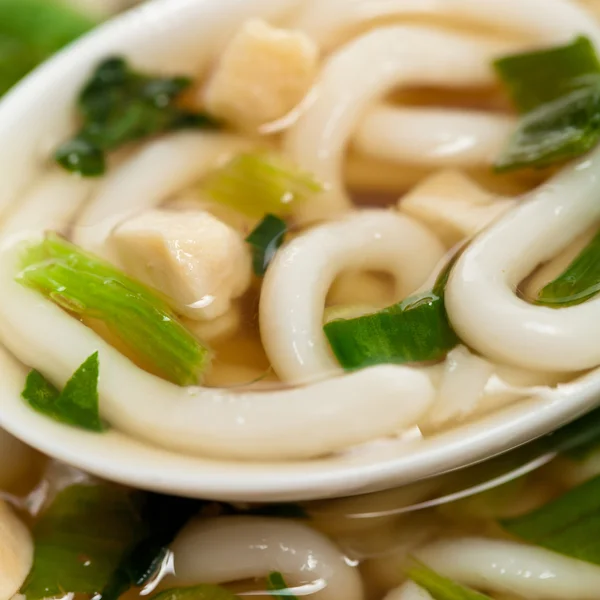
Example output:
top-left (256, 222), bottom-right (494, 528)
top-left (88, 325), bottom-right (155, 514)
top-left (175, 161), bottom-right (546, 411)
top-left (3, 0), bottom-right (600, 597)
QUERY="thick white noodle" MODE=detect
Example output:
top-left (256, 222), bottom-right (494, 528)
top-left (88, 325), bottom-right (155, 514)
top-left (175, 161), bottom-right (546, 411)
top-left (0, 238), bottom-right (434, 460)
top-left (293, 0), bottom-right (600, 51)
top-left (260, 209), bottom-right (444, 382)
top-left (170, 516), bottom-right (364, 600)
top-left (72, 132), bottom-right (251, 262)
top-left (384, 581), bottom-right (433, 600)
top-left (416, 537), bottom-right (600, 599)
top-left (285, 26), bottom-right (512, 222)
top-left (445, 145), bottom-right (600, 372)
top-left (0, 171), bottom-right (94, 247)
top-left (354, 105), bottom-right (515, 168)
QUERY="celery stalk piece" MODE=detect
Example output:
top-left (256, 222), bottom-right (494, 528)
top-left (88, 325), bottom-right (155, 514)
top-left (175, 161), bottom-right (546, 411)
top-left (203, 151), bottom-right (323, 218)
top-left (17, 234), bottom-right (211, 386)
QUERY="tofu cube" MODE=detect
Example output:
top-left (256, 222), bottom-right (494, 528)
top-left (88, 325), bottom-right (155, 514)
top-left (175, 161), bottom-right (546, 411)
top-left (112, 209), bottom-right (252, 320)
top-left (203, 18), bottom-right (319, 128)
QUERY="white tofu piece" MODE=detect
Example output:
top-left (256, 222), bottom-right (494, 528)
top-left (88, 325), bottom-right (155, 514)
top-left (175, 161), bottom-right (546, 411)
top-left (203, 18), bottom-right (319, 128)
top-left (399, 170), bottom-right (515, 247)
top-left (112, 209), bottom-right (252, 320)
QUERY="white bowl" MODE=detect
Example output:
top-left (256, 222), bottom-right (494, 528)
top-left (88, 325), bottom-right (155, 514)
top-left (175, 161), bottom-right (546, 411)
top-left (0, 0), bottom-right (599, 503)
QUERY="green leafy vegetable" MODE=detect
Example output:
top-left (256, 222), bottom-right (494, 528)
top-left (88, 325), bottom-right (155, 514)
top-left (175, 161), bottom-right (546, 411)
top-left (102, 494), bottom-right (204, 600)
top-left (0, 0), bottom-right (94, 96)
top-left (151, 585), bottom-right (239, 600)
top-left (266, 572), bottom-right (299, 600)
top-left (246, 214), bottom-right (287, 276)
top-left (501, 473), bottom-right (600, 564)
top-left (17, 234), bottom-right (211, 386)
top-left (536, 229), bottom-right (600, 307)
top-left (55, 56), bottom-right (220, 176)
top-left (408, 561), bottom-right (492, 600)
top-left (494, 36), bottom-right (600, 113)
top-left (493, 36), bottom-right (600, 172)
top-left (204, 152), bottom-right (322, 218)
top-left (21, 484), bottom-right (145, 600)
top-left (22, 352), bottom-right (104, 432)
top-left (324, 263), bottom-right (458, 371)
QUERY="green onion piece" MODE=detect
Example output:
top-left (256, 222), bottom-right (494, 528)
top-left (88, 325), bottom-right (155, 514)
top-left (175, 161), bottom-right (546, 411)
top-left (101, 495), bottom-right (204, 600)
top-left (22, 352), bottom-right (105, 432)
top-left (0, 0), bottom-right (95, 96)
top-left (494, 36), bottom-right (600, 113)
top-left (493, 36), bottom-right (600, 172)
top-left (203, 152), bottom-right (323, 218)
top-left (151, 586), bottom-right (240, 600)
top-left (501, 473), bottom-right (600, 564)
top-left (323, 262), bottom-right (458, 370)
top-left (494, 85), bottom-right (600, 172)
top-left (266, 572), bottom-right (299, 600)
top-left (408, 561), bottom-right (492, 600)
top-left (21, 484), bottom-right (145, 600)
top-left (536, 229), bottom-right (600, 307)
top-left (55, 56), bottom-right (220, 176)
top-left (246, 214), bottom-right (287, 276)
top-left (17, 234), bottom-right (211, 386)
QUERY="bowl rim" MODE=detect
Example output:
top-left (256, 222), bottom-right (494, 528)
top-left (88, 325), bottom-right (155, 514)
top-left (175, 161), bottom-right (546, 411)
top-left (0, 0), bottom-right (600, 502)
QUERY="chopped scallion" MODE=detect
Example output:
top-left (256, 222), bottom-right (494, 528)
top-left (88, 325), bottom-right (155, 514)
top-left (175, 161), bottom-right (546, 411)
top-left (55, 56), bottom-right (220, 176)
top-left (17, 234), bottom-right (211, 386)
top-left (536, 228), bottom-right (600, 307)
top-left (323, 261), bottom-right (458, 370)
top-left (266, 572), bottom-right (299, 600)
top-left (246, 214), bottom-right (287, 276)
top-left (21, 352), bottom-right (105, 432)
top-left (407, 561), bottom-right (492, 600)
top-left (21, 484), bottom-right (145, 600)
top-left (501, 473), bottom-right (600, 565)
top-left (203, 152), bottom-right (322, 218)
top-left (493, 36), bottom-right (600, 171)
top-left (494, 36), bottom-right (600, 113)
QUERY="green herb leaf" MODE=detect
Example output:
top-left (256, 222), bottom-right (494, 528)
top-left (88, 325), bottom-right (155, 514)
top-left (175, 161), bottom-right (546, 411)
top-left (22, 352), bottom-right (104, 432)
top-left (203, 152), bottom-right (322, 218)
top-left (501, 473), bottom-right (600, 564)
top-left (408, 561), bottom-right (492, 600)
top-left (55, 56), bottom-right (220, 176)
top-left (21, 484), bottom-right (145, 600)
top-left (494, 36), bottom-right (600, 113)
top-left (246, 214), bottom-right (287, 276)
top-left (494, 85), bottom-right (600, 172)
top-left (17, 234), bottom-right (211, 386)
top-left (266, 572), bottom-right (299, 600)
top-left (151, 585), bottom-right (240, 600)
top-left (323, 261), bottom-right (458, 370)
top-left (0, 0), bottom-right (95, 96)
top-left (536, 229), bottom-right (600, 307)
